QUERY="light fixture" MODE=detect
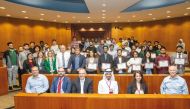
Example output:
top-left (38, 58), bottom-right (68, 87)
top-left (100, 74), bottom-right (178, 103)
top-left (21, 11), bottom-right (27, 13)
top-left (166, 10), bottom-right (171, 14)
top-left (102, 3), bottom-right (106, 7)
top-left (53, 19), bottom-right (56, 22)
top-left (167, 15), bottom-right (171, 18)
top-left (132, 15), bottom-right (136, 18)
top-left (139, 20), bottom-right (143, 22)
top-left (87, 16), bottom-right (91, 18)
top-left (40, 13), bottom-right (45, 16)
top-left (89, 28), bottom-right (95, 31)
top-left (127, 20), bottom-right (130, 22)
top-left (148, 13), bottom-right (152, 16)
top-left (57, 15), bottom-right (61, 18)
top-left (114, 20), bottom-right (118, 22)
top-left (24, 17), bottom-right (29, 19)
top-left (89, 21), bottom-right (93, 23)
top-left (186, 7), bottom-right (190, 10)
top-left (117, 16), bottom-right (121, 18)
top-left (98, 27), bottom-right (104, 31)
top-left (0, 7), bottom-right (5, 9)
top-left (80, 28), bottom-right (86, 31)
top-left (40, 18), bottom-right (44, 20)
top-left (184, 13), bottom-right (189, 16)
top-left (102, 10), bottom-right (106, 12)
top-left (102, 16), bottom-right (106, 19)
top-left (65, 21), bottom-right (68, 23)
top-left (77, 21), bottom-right (81, 23)
top-left (152, 18), bottom-right (156, 20)
top-left (102, 13), bottom-right (106, 16)
top-left (6, 14), bottom-right (11, 17)
top-left (102, 21), bottom-right (105, 23)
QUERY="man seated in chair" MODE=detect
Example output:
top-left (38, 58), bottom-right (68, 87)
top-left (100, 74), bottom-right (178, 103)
top-left (50, 67), bottom-right (71, 93)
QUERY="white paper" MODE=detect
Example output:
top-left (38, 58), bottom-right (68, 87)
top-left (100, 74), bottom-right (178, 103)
top-left (151, 53), bottom-right (156, 59)
top-left (88, 63), bottom-right (97, 70)
top-left (159, 60), bottom-right (169, 67)
top-left (102, 63), bottom-right (111, 69)
top-left (132, 64), bottom-right (141, 71)
top-left (145, 63), bottom-right (154, 69)
top-left (122, 51), bottom-right (127, 57)
top-left (117, 63), bottom-right (126, 70)
top-left (175, 58), bottom-right (185, 65)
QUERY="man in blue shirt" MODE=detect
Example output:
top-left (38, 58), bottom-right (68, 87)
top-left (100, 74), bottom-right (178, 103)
top-left (160, 65), bottom-right (189, 94)
top-left (25, 66), bottom-right (49, 93)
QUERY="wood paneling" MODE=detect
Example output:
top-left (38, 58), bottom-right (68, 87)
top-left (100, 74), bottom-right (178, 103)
top-left (0, 17), bottom-right (72, 52)
top-left (22, 74), bottom-right (190, 94)
top-left (14, 93), bottom-right (190, 109)
top-left (112, 16), bottom-right (190, 51)
top-left (0, 67), bottom-right (8, 96)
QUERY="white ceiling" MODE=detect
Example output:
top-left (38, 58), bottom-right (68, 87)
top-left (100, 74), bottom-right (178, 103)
top-left (0, 0), bottom-right (190, 23)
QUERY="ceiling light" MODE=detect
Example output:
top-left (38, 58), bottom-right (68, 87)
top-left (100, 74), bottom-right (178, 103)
top-left (65, 21), bottom-right (68, 23)
top-left (132, 15), bottom-right (136, 18)
top-left (24, 17), bottom-right (28, 19)
top-left (53, 19), bottom-right (56, 22)
top-left (117, 16), bottom-right (121, 18)
top-left (127, 20), bottom-right (130, 22)
top-left (57, 15), bottom-right (61, 18)
top-left (102, 16), bottom-right (106, 19)
top-left (186, 7), bottom-right (190, 10)
top-left (114, 20), bottom-right (118, 22)
top-left (87, 16), bottom-right (91, 18)
top-left (102, 3), bottom-right (106, 7)
top-left (40, 18), bottom-right (44, 20)
top-left (21, 11), bottom-right (26, 13)
top-left (152, 18), bottom-right (156, 20)
top-left (89, 21), bottom-right (93, 23)
top-left (139, 20), bottom-right (143, 22)
top-left (184, 13), bottom-right (189, 16)
top-left (102, 13), bottom-right (106, 16)
top-left (77, 21), bottom-right (81, 23)
top-left (72, 16), bottom-right (76, 19)
top-left (6, 14), bottom-right (11, 17)
top-left (102, 10), bottom-right (106, 12)
top-left (0, 7), bottom-right (5, 10)
top-left (166, 11), bottom-right (171, 14)
top-left (148, 13), bottom-right (152, 16)
top-left (102, 21), bottom-right (105, 23)
top-left (40, 13), bottom-right (45, 16)
top-left (167, 16), bottom-right (171, 18)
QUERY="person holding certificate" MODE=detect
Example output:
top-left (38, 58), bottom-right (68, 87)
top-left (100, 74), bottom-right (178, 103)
top-left (155, 47), bottom-right (171, 74)
top-left (171, 46), bottom-right (188, 74)
top-left (127, 51), bottom-right (142, 73)
top-left (98, 46), bottom-right (113, 73)
top-left (142, 51), bottom-right (155, 74)
top-left (98, 69), bottom-right (118, 94)
top-left (86, 50), bottom-right (98, 74)
top-left (114, 49), bottom-right (127, 74)
top-left (127, 71), bottom-right (148, 94)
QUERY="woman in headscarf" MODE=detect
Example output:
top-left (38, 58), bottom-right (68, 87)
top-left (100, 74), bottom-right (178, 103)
top-left (98, 69), bottom-right (118, 94)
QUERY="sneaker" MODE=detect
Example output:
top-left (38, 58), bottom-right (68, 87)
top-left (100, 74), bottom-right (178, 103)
top-left (9, 86), bottom-right (13, 90)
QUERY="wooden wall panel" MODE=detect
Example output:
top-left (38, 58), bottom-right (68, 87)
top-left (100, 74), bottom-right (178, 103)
top-left (0, 17), bottom-right (71, 52)
top-left (112, 16), bottom-right (190, 51)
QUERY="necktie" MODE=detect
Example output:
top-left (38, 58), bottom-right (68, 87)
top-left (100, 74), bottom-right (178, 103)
top-left (105, 54), bottom-right (107, 61)
top-left (57, 77), bottom-right (63, 93)
top-left (62, 53), bottom-right (65, 68)
top-left (179, 53), bottom-right (181, 58)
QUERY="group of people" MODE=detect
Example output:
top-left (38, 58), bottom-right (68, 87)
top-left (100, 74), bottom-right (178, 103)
top-left (2, 36), bottom-right (188, 91)
top-left (25, 65), bottom-right (189, 94)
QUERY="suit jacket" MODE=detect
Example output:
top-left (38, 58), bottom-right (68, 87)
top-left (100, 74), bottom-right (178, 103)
top-left (23, 59), bottom-right (37, 73)
top-left (50, 76), bottom-right (71, 93)
top-left (114, 56), bottom-right (127, 73)
top-left (127, 82), bottom-right (148, 94)
top-left (72, 77), bottom-right (93, 93)
top-left (35, 58), bottom-right (46, 73)
top-left (56, 51), bottom-right (71, 69)
top-left (98, 53), bottom-right (113, 70)
top-left (68, 54), bottom-right (86, 70)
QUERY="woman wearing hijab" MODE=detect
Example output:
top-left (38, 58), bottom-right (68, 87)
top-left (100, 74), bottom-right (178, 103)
top-left (98, 69), bottom-right (119, 94)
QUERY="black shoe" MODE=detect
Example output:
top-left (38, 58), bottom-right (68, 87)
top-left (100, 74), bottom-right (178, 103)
top-left (13, 85), bottom-right (20, 88)
top-left (9, 86), bottom-right (13, 90)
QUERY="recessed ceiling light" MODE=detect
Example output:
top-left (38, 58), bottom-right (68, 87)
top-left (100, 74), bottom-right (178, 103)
top-left (117, 16), bottom-right (121, 18)
top-left (132, 15), bottom-right (136, 18)
top-left (166, 10), bottom-right (171, 14)
top-left (148, 13), bottom-right (152, 16)
top-left (6, 14), bottom-right (11, 17)
top-left (167, 15), bottom-right (171, 18)
top-left (87, 16), bottom-right (91, 18)
top-left (24, 17), bottom-right (28, 19)
top-left (65, 21), bottom-right (68, 23)
top-left (127, 20), bottom-right (130, 22)
top-left (72, 16), bottom-right (76, 19)
top-left (102, 21), bottom-right (105, 23)
top-left (89, 21), bottom-right (93, 23)
top-left (40, 18), bottom-right (44, 20)
top-left (77, 21), bottom-right (81, 23)
top-left (184, 13), bottom-right (189, 16)
top-left (102, 13), bottom-right (106, 16)
top-left (21, 11), bottom-right (27, 13)
top-left (40, 13), bottom-right (45, 16)
top-left (114, 20), bottom-right (118, 22)
top-left (102, 10), bottom-right (106, 12)
top-left (102, 16), bottom-right (106, 19)
top-left (57, 15), bottom-right (61, 18)
top-left (186, 7), bottom-right (190, 10)
top-left (0, 7), bottom-right (6, 10)
top-left (139, 20), bottom-right (143, 22)
top-left (152, 18), bottom-right (156, 20)
top-left (102, 3), bottom-right (106, 7)
top-left (53, 19), bottom-right (56, 22)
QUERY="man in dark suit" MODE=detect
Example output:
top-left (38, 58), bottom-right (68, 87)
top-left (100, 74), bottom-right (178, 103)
top-left (67, 47), bottom-right (86, 74)
top-left (98, 45), bottom-right (113, 72)
top-left (72, 68), bottom-right (93, 93)
top-left (50, 67), bottom-right (71, 93)
top-left (114, 49), bottom-right (127, 74)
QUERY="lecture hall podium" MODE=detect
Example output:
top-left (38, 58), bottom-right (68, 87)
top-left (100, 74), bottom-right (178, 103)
top-left (0, 67), bottom-right (8, 96)
top-left (21, 74), bottom-right (190, 94)
top-left (14, 93), bottom-right (190, 109)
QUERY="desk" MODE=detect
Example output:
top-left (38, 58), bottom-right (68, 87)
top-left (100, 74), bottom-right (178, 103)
top-left (22, 74), bottom-right (190, 94)
top-left (14, 93), bottom-right (190, 109)
top-left (0, 67), bottom-right (8, 95)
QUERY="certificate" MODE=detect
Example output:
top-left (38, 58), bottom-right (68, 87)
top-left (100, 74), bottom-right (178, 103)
top-left (151, 53), bottom-right (156, 59)
top-left (145, 63), bottom-right (154, 69)
top-left (117, 63), bottom-right (126, 70)
top-left (102, 63), bottom-right (111, 69)
top-left (88, 63), bottom-right (97, 70)
top-left (175, 58), bottom-right (185, 65)
top-left (159, 60), bottom-right (169, 67)
top-left (132, 65), bottom-right (141, 71)
top-left (122, 51), bottom-right (127, 57)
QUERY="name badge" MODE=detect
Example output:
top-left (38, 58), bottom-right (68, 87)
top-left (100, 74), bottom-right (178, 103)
top-left (159, 60), bottom-right (169, 67)
top-left (132, 64), bottom-right (141, 71)
top-left (145, 63), bottom-right (154, 69)
top-left (88, 63), bottom-right (97, 70)
top-left (117, 63), bottom-right (126, 70)
top-left (175, 58), bottom-right (185, 65)
top-left (102, 63), bottom-right (111, 69)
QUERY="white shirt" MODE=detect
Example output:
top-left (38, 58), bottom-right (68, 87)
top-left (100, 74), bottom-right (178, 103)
top-left (50, 45), bottom-right (60, 54)
top-left (56, 51), bottom-right (70, 69)
top-left (98, 79), bottom-right (118, 94)
top-left (127, 58), bottom-right (142, 73)
top-left (80, 78), bottom-right (85, 94)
